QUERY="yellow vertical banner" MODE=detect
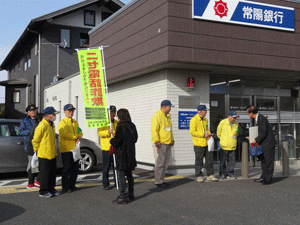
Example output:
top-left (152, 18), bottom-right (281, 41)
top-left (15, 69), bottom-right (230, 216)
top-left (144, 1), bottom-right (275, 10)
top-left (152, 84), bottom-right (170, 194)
top-left (77, 48), bottom-right (109, 128)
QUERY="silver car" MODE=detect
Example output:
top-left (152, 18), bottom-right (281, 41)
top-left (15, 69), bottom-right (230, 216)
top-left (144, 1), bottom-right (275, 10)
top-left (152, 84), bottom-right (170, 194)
top-left (0, 119), bottom-right (102, 173)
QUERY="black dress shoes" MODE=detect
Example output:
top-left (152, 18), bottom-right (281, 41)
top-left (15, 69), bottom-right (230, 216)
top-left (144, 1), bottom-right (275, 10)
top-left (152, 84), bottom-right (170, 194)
top-left (254, 178), bottom-right (264, 182)
top-left (262, 180), bottom-right (272, 185)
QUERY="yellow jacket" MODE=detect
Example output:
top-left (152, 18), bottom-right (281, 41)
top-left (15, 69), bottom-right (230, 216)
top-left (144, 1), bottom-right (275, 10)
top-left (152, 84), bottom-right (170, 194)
top-left (217, 118), bottom-right (239, 150)
top-left (32, 119), bottom-right (57, 160)
top-left (151, 110), bottom-right (174, 145)
top-left (58, 117), bottom-right (83, 153)
top-left (190, 113), bottom-right (211, 147)
top-left (97, 120), bottom-right (118, 151)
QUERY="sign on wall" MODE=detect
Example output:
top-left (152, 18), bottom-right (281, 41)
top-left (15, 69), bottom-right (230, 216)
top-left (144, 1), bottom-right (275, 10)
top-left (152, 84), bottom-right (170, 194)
top-left (179, 96), bottom-right (200, 109)
top-left (193, 0), bottom-right (295, 31)
top-left (179, 111), bottom-right (197, 129)
top-left (77, 48), bottom-right (109, 129)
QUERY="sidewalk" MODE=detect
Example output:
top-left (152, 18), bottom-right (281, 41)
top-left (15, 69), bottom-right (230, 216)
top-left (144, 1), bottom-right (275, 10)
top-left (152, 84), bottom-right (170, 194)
top-left (163, 161), bottom-right (300, 180)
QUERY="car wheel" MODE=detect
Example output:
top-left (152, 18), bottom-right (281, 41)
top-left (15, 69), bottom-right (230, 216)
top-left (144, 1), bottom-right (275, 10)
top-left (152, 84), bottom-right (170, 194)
top-left (79, 149), bottom-right (95, 173)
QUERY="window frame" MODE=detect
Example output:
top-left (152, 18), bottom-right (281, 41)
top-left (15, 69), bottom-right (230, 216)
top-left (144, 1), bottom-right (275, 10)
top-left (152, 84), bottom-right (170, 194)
top-left (84, 10), bottom-right (96, 26)
top-left (12, 91), bottom-right (20, 103)
top-left (60, 29), bottom-right (71, 48)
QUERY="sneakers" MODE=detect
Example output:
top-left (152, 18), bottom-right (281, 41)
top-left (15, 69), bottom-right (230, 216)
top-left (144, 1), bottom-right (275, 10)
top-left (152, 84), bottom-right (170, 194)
top-left (207, 175), bottom-right (218, 182)
top-left (27, 184), bottom-right (38, 189)
top-left (196, 176), bottom-right (204, 183)
top-left (220, 175), bottom-right (227, 180)
top-left (39, 192), bottom-right (52, 198)
top-left (228, 174), bottom-right (237, 179)
top-left (51, 190), bottom-right (61, 196)
top-left (34, 181), bottom-right (40, 187)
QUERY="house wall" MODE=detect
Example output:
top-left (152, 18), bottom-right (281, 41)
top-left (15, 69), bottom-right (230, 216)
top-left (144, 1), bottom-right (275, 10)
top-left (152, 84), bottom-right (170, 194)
top-left (45, 68), bottom-right (209, 166)
top-left (5, 86), bottom-right (27, 118)
top-left (89, 0), bottom-right (170, 81)
top-left (44, 73), bottom-right (100, 146)
top-left (89, 0), bottom-right (300, 82)
top-left (4, 3), bottom-right (119, 118)
top-left (8, 38), bottom-right (39, 115)
top-left (107, 69), bottom-right (209, 166)
top-left (52, 5), bottom-right (114, 28)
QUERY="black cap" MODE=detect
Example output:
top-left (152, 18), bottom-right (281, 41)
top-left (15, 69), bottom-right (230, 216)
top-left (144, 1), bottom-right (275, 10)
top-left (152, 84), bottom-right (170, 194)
top-left (110, 105), bottom-right (116, 112)
top-left (26, 104), bottom-right (38, 112)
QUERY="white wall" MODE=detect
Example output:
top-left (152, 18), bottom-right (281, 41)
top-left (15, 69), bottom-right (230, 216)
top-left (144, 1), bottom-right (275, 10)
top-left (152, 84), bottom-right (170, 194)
top-left (44, 69), bottom-right (210, 166)
top-left (108, 69), bottom-right (210, 166)
top-left (45, 74), bottom-right (100, 146)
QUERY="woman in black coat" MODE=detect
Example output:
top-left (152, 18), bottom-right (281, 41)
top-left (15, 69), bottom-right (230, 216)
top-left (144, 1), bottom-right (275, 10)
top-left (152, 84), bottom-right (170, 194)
top-left (110, 108), bottom-right (138, 204)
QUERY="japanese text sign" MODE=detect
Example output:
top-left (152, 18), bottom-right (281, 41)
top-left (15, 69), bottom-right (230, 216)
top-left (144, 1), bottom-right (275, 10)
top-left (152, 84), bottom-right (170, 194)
top-left (179, 111), bottom-right (197, 129)
top-left (193, 0), bottom-right (294, 31)
top-left (77, 48), bottom-right (109, 129)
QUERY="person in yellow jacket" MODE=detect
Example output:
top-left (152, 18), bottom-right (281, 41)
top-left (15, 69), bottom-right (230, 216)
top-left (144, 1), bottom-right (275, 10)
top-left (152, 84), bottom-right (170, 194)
top-left (217, 110), bottom-right (239, 180)
top-left (59, 104), bottom-right (83, 193)
top-left (190, 105), bottom-right (218, 183)
top-left (32, 106), bottom-right (60, 198)
top-left (97, 105), bottom-right (118, 190)
top-left (151, 100), bottom-right (174, 188)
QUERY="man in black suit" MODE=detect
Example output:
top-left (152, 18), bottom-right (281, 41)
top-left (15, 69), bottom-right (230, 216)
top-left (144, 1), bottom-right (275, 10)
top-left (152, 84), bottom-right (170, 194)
top-left (247, 106), bottom-right (276, 185)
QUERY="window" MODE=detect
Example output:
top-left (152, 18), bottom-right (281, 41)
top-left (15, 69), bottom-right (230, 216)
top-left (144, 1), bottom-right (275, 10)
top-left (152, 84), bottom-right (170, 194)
top-left (35, 38), bottom-right (39, 55)
top-left (102, 12), bottom-right (113, 22)
top-left (84, 10), bottom-right (95, 26)
top-left (61, 29), bottom-right (70, 48)
top-left (0, 124), bottom-right (10, 136)
top-left (28, 51), bottom-right (31, 68)
top-left (80, 33), bottom-right (89, 47)
top-left (13, 91), bottom-right (20, 103)
top-left (24, 61), bottom-right (28, 71)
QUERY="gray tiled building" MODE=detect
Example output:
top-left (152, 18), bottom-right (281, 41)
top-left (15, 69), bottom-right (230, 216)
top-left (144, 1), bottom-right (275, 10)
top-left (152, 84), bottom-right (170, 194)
top-left (0, 0), bottom-right (124, 118)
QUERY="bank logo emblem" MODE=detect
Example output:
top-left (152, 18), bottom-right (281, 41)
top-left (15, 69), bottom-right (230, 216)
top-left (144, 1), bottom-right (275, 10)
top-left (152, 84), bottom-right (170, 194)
top-left (213, 0), bottom-right (228, 19)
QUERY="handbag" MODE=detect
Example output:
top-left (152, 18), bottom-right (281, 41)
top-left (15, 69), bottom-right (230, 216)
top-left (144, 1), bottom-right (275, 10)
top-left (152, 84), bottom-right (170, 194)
top-left (249, 143), bottom-right (263, 156)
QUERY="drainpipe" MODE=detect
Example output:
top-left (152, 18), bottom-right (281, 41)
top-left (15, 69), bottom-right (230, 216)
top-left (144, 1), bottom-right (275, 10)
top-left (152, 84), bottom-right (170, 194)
top-left (38, 33), bottom-right (41, 112)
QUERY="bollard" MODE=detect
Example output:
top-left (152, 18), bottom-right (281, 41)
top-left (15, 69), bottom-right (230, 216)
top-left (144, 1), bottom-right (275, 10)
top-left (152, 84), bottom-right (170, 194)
top-left (242, 141), bottom-right (249, 178)
top-left (282, 141), bottom-right (289, 177)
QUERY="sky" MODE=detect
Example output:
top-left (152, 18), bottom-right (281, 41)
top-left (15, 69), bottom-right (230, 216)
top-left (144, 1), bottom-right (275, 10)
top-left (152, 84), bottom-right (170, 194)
top-left (0, 0), bottom-right (131, 103)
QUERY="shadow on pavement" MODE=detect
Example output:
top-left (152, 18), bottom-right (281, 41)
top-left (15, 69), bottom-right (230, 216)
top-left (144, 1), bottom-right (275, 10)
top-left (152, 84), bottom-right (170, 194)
top-left (272, 177), bottom-right (288, 184)
top-left (0, 202), bottom-right (25, 223)
top-left (133, 177), bottom-right (194, 202)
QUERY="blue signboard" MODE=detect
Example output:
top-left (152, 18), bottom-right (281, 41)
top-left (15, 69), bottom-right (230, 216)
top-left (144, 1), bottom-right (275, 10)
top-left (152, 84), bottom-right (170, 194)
top-left (179, 111), bottom-right (197, 130)
top-left (193, 0), bottom-right (295, 32)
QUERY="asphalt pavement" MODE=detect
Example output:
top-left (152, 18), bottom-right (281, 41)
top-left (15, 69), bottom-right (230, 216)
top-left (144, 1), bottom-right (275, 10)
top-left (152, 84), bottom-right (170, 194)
top-left (1, 163), bottom-right (300, 225)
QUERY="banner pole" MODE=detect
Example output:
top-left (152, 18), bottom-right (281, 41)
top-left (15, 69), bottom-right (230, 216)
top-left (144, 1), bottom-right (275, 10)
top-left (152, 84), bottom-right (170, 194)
top-left (100, 46), bottom-right (119, 190)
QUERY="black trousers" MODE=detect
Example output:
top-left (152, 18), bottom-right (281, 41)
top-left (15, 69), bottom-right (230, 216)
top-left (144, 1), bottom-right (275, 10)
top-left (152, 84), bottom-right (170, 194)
top-left (260, 147), bottom-right (275, 182)
top-left (61, 152), bottom-right (79, 191)
top-left (28, 169), bottom-right (39, 185)
top-left (117, 170), bottom-right (134, 197)
top-left (102, 150), bottom-right (116, 188)
top-left (38, 157), bottom-right (56, 195)
top-left (194, 146), bottom-right (214, 177)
